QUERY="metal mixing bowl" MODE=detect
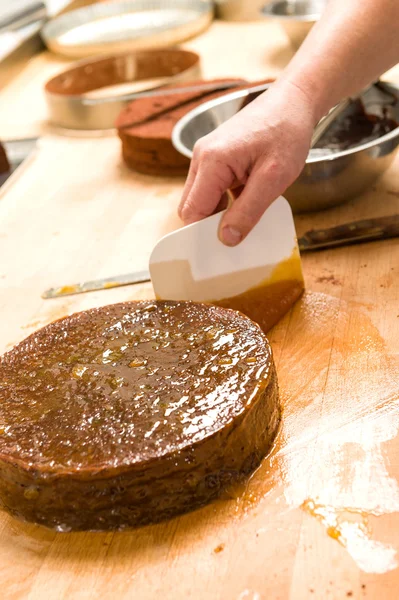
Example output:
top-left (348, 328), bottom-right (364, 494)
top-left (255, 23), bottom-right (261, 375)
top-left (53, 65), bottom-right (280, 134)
top-left (172, 82), bottom-right (399, 213)
top-left (261, 0), bottom-right (327, 49)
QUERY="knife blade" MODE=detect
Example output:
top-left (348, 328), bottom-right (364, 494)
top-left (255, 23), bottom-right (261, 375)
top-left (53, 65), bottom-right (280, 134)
top-left (42, 215), bottom-right (399, 299)
top-left (42, 270), bottom-right (151, 299)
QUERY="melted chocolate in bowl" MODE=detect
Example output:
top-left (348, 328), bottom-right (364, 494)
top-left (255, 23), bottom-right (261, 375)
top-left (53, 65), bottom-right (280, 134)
top-left (0, 301), bottom-right (280, 531)
top-left (241, 88), bottom-right (398, 153)
top-left (314, 99), bottom-right (398, 151)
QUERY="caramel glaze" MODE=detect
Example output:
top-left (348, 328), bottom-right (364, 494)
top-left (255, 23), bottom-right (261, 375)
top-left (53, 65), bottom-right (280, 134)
top-left (0, 301), bottom-right (280, 531)
top-left (215, 279), bottom-right (304, 334)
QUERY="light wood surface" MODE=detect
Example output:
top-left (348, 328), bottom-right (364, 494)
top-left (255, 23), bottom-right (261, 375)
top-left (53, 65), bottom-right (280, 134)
top-left (0, 19), bottom-right (399, 600)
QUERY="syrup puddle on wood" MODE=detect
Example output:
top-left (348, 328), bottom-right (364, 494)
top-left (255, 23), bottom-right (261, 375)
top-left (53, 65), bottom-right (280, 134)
top-left (229, 291), bottom-right (399, 574)
top-left (301, 499), bottom-right (398, 574)
top-left (271, 291), bottom-right (399, 574)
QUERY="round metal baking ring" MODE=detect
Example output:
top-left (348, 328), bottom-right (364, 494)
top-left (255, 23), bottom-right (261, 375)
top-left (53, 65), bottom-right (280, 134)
top-left (44, 48), bottom-right (201, 130)
top-left (41, 0), bottom-right (214, 59)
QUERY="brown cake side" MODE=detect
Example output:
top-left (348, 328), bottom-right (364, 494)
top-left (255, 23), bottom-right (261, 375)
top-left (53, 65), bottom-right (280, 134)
top-left (0, 301), bottom-right (280, 531)
top-left (0, 141), bottom-right (10, 174)
top-left (116, 78), bottom-right (274, 176)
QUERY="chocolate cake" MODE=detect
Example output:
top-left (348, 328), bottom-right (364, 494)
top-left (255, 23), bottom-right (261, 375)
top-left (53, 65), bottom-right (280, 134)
top-left (0, 301), bottom-right (280, 531)
top-left (0, 141), bottom-right (10, 174)
top-left (116, 78), bottom-right (274, 176)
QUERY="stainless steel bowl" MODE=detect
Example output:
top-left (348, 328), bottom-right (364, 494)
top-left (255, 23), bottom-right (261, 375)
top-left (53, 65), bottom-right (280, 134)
top-left (261, 0), bottom-right (327, 49)
top-left (172, 82), bottom-right (399, 213)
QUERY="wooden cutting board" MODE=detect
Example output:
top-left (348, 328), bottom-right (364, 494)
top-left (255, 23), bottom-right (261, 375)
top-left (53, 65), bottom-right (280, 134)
top-left (0, 20), bottom-right (399, 600)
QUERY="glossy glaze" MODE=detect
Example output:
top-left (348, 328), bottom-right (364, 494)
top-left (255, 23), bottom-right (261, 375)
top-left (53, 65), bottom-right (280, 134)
top-left (215, 250), bottom-right (304, 333)
top-left (0, 301), bottom-right (280, 530)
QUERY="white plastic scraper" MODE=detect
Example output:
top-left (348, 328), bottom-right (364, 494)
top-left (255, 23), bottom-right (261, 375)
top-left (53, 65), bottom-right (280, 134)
top-left (149, 196), bottom-right (304, 333)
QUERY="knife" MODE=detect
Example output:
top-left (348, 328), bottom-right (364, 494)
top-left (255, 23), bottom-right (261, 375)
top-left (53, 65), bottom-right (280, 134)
top-left (42, 214), bottom-right (399, 299)
top-left (42, 270), bottom-right (152, 299)
top-left (299, 214), bottom-right (399, 251)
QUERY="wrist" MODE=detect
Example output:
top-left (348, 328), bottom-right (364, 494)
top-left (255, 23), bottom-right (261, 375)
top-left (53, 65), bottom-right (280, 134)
top-left (275, 76), bottom-right (329, 126)
top-left (261, 77), bottom-right (323, 130)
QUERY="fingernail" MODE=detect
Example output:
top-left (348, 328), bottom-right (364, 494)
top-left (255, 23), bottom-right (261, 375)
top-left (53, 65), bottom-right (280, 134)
top-left (221, 226), bottom-right (242, 246)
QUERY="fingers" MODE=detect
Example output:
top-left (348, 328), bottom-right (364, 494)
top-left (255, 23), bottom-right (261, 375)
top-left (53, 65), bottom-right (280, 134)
top-left (213, 192), bottom-right (231, 214)
top-left (178, 141), bottom-right (237, 225)
top-left (229, 185), bottom-right (245, 199)
top-left (178, 159), bottom-right (197, 219)
top-left (218, 160), bottom-right (288, 246)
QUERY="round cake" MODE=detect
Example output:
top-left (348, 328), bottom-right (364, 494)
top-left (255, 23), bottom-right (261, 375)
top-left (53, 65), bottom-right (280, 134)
top-left (0, 301), bottom-right (280, 531)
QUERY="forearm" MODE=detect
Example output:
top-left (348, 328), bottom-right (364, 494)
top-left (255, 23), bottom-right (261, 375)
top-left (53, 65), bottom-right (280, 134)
top-left (178, 0), bottom-right (399, 243)
top-left (279, 0), bottom-right (399, 121)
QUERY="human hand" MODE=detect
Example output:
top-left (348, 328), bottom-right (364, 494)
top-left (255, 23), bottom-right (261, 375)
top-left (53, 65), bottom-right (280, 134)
top-left (178, 80), bottom-right (317, 246)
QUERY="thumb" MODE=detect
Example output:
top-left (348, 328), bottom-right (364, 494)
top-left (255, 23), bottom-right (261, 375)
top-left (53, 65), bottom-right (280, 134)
top-left (218, 162), bottom-right (285, 245)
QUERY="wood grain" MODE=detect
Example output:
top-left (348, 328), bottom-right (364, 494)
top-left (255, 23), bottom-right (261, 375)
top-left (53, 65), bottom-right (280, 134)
top-left (0, 19), bottom-right (399, 600)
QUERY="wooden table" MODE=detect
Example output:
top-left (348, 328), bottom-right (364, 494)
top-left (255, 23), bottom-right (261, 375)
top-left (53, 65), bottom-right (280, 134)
top-left (0, 20), bottom-right (399, 600)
